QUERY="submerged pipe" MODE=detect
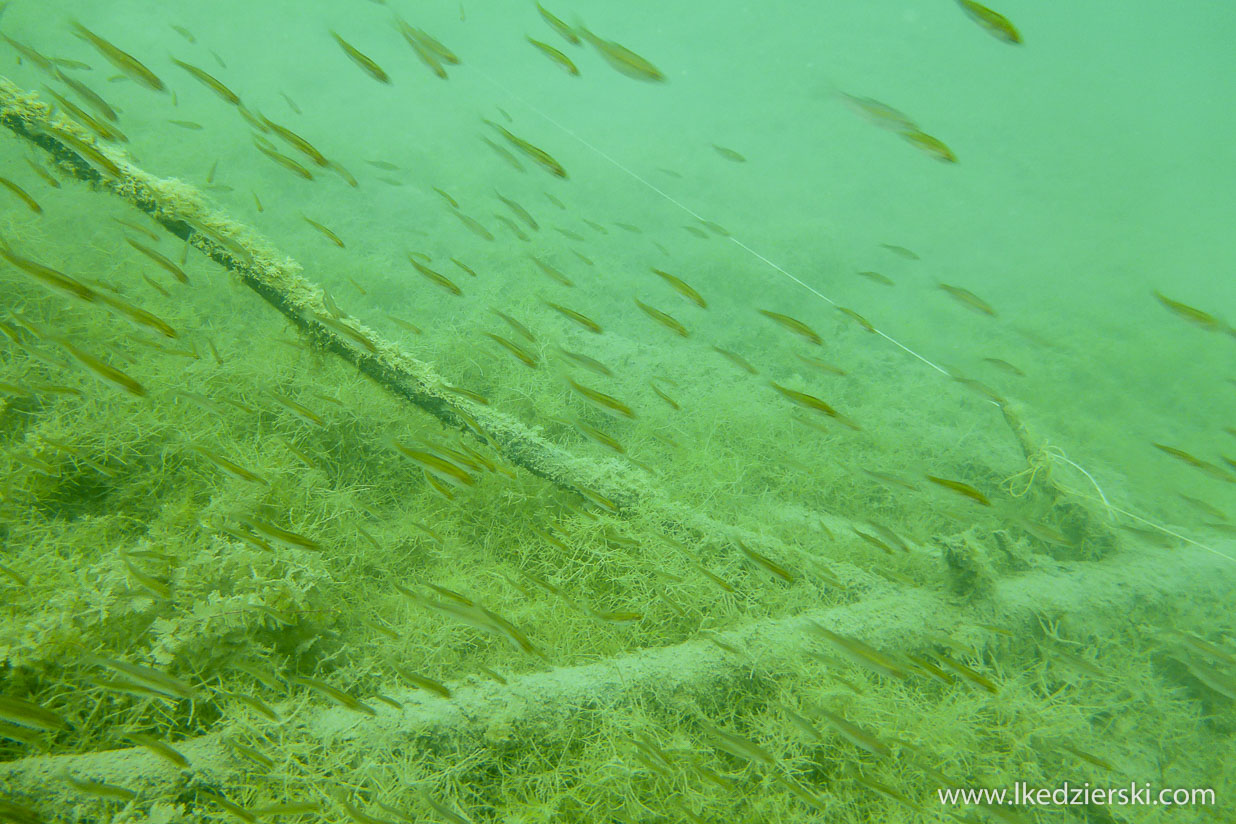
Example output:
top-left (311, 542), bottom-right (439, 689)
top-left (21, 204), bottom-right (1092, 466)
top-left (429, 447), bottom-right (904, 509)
top-left (0, 538), bottom-right (1228, 811)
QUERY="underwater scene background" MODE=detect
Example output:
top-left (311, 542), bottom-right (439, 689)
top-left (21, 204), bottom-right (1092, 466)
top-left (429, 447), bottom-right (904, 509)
top-left (0, 0), bottom-right (1233, 821)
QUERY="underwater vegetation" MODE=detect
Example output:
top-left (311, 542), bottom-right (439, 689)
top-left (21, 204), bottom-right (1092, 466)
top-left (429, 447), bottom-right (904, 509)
top-left (0, 0), bottom-right (1234, 822)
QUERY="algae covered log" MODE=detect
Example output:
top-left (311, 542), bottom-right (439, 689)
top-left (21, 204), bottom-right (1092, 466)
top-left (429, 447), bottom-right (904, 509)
top-left (0, 76), bottom-right (638, 511)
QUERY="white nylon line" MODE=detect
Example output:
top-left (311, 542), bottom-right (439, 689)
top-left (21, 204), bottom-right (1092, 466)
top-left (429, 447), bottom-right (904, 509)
top-left (468, 67), bottom-right (1234, 566)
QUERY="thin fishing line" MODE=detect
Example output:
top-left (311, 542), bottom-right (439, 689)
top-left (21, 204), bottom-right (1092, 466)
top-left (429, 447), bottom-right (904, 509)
top-left (469, 67), bottom-right (1234, 566)
top-left (476, 67), bottom-right (953, 375)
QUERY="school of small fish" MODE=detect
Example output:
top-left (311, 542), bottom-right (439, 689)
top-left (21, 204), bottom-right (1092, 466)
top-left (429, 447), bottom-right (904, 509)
top-left (0, 2), bottom-right (1232, 823)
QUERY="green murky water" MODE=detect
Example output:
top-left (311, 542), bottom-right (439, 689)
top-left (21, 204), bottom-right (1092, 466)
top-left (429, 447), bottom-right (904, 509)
top-left (0, 1), bottom-right (1233, 821)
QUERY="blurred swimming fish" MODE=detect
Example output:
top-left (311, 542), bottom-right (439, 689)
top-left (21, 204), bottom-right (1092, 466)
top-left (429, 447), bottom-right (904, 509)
top-left (71, 22), bottom-right (164, 91)
top-left (25, 157), bottom-right (62, 189)
top-left (289, 675), bottom-right (375, 715)
top-left (0, 177), bottom-right (42, 213)
top-left (1153, 291), bottom-right (1223, 333)
top-left (485, 119), bottom-right (567, 178)
top-left (536, 3), bottom-right (580, 45)
top-left (48, 335), bottom-right (146, 397)
top-left (1153, 443), bottom-right (1236, 483)
top-left (484, 332), bottom-right (538, 368)
top-left (926, 474), bottom-right (992, 505)
top-left (303, 215), bottom-right (344, 247)
top-left (492, 308), bottom-right (536, 342)
top-left (939, 283), bottom-right (996, 316)
top-left (651, 268), bottom-right (707, 308)
top-left (758, 309), bottom-right (821, 345)
top-left (332, 31), bottom-right (390, 83)
top-left (252, 135), bottom-right (314, 180)
top-left (578, 25), bottom-right (665, 82)
top-left (0, 695), bottom-right (69, 731)
top-left (396, 17), bottom-right (449, 79)
top-left (452, 209), bottom-right (494, 241)
top-left (634, 298), bottom-right (688, 337)
top-left (409, 256), bottom-right (462, 295)
top-left (712, 346), bottom-right (757, 375)
top-left (126, 238), bottom-right (189, 284)
top-left (567, 378), bottom-right (634, 418)
top-left (837, 93), bottom-right (918, 133)
top-left (527, 36), bottom-right (578, 75)
top-left (42, 86), bottom-right (127, 142)
top-left (880, 243), bottom-right (919, 260)
top-left (555, 346), bottom-right (611, 376)
top-left (238, 515), bottom-right (323, 552)
top-left (956, 0), bottom-right (1022, 44)
top-left (171, 57), bottom-right (241, 105)
top-left (544, 300), bottom-right (600, 333)
top-left (900, 129), bottom-right (957, 162)
top-left (54, 68), bottom-right (118, 122)
top-left (263, 118), bottom-right (329, 166)
top-left (856, 270), bottom-right (894, 286)
top-left (495, 190), bottom-right (539, 229)
top-left (170, 24), bottom-right (196, 44)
